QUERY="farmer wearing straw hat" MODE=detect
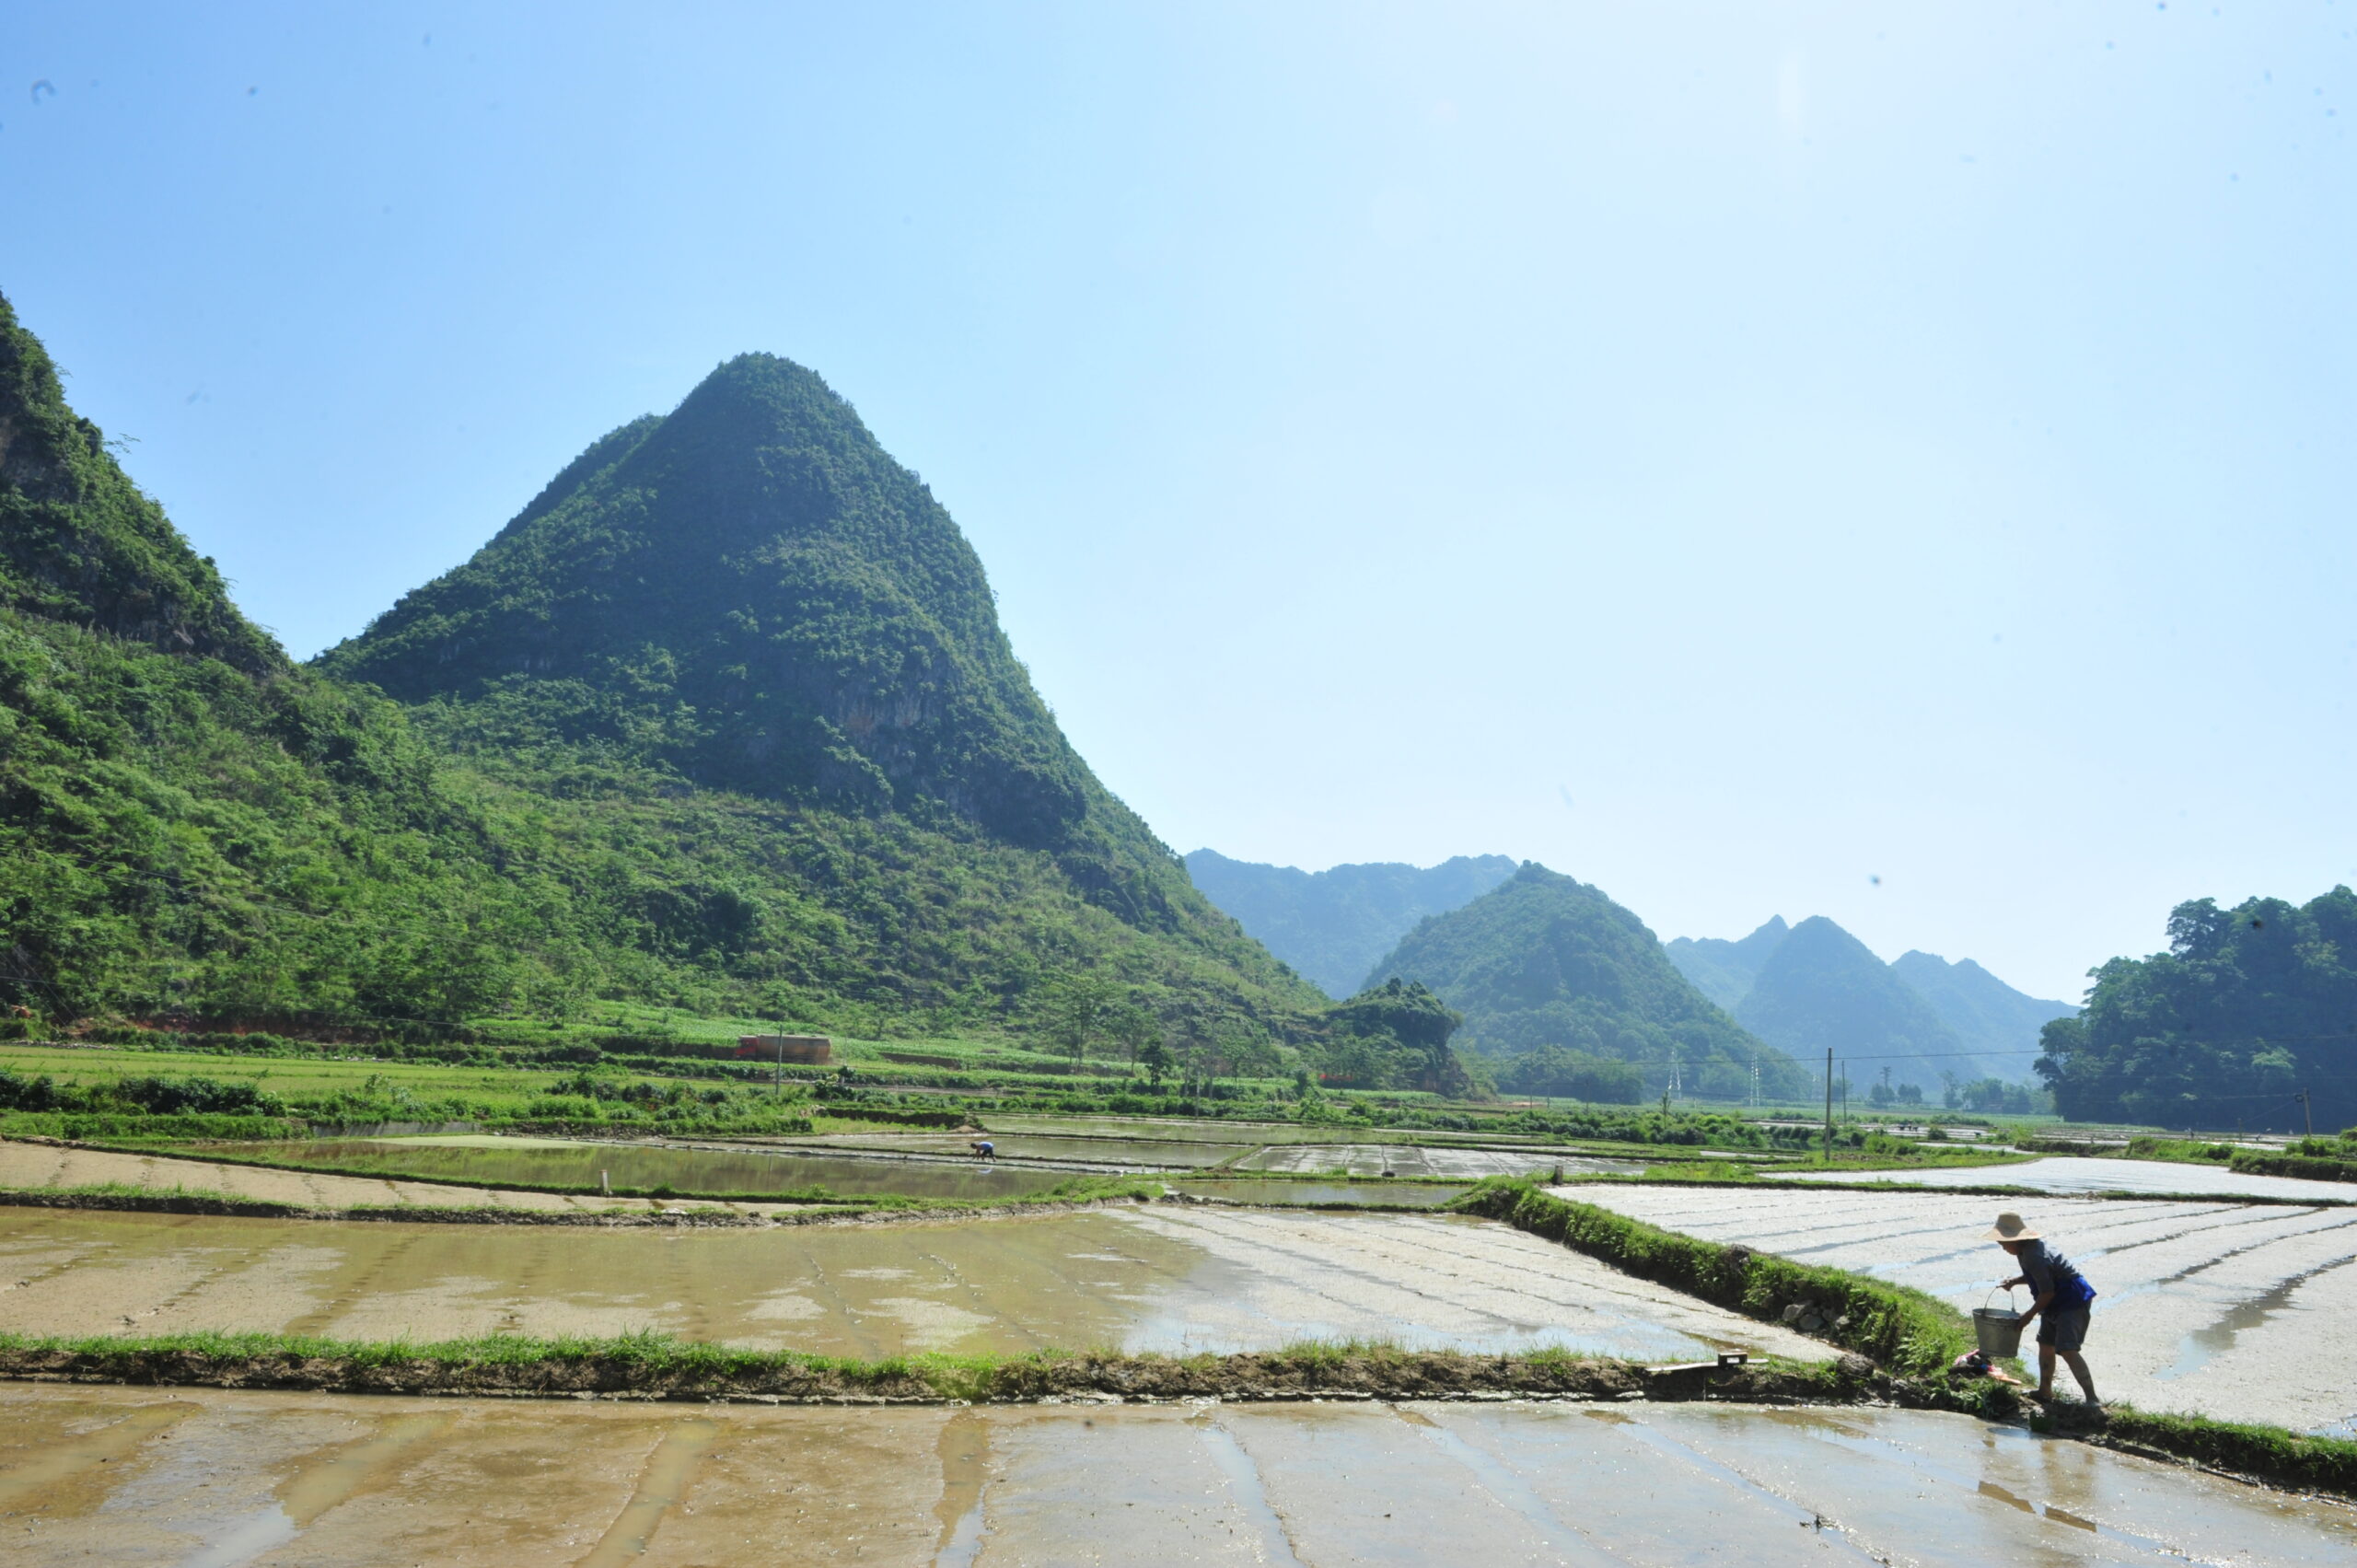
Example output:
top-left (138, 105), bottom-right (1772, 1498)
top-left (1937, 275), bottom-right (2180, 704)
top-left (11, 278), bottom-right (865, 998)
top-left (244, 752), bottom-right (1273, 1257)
top-left (1987, 1212), bottom-right (2099, 1408)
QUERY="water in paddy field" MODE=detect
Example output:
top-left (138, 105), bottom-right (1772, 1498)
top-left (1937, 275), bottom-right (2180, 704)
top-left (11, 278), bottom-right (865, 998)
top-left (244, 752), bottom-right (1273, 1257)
top-left (1169, 1179), bottom-right (1471, 1207)
top-left (0, 1206), bottom-right (1825, 1362)
top-left (1769, 1156), bottom-right (2357, 1202)
top-left (201, 1137), bottom-right (1078, 1200)
top-left (1573, 1182), bottom-right (2357, 1436)
top-left (812, 1132), bottom-right (1247, 1168)
top-left (4, 1388), bottom-right (2351, 1566)
top-left (1238, 1143), bottom-right (1643, 1179)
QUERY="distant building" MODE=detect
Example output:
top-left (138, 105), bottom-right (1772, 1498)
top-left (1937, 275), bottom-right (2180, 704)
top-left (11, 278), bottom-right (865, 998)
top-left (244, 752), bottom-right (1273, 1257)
top-left (735, 1033), bottom-right (832, 1064)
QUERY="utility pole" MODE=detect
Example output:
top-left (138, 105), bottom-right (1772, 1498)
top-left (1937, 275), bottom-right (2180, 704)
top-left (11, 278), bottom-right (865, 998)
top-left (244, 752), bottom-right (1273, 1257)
top-left (1823, 1048), bottom-right (1834, 1163)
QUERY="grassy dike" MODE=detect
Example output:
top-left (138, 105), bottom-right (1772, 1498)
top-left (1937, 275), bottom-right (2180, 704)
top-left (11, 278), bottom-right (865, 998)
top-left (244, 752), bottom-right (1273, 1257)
top-left (1451, 1177), bottom-right (2357, 1499)
top-left (0, 1329), bottom-right (1855, 1406)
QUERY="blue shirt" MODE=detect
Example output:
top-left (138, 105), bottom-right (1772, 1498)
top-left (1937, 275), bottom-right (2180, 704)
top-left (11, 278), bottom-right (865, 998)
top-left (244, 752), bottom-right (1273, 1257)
top-left (2019, 1239), bottom-right (2096, 1307)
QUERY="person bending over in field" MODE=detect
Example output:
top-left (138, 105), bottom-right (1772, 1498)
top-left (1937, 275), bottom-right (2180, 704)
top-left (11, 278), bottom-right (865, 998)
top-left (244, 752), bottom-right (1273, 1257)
top-left (1987, 1211), bottom-right (2099, 1408)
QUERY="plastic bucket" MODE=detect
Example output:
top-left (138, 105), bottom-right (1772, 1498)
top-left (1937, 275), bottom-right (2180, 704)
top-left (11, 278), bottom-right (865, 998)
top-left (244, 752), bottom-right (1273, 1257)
top-left (1973, 1289), bottom-right (2026, 1358)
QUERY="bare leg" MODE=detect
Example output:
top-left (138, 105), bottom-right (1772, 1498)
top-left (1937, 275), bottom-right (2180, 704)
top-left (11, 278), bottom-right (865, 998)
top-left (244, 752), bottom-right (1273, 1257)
top-left (2036, 1344), bottom-right (2056, 1399)
top-left (2061, 1351), bottom-right (2097, 1403)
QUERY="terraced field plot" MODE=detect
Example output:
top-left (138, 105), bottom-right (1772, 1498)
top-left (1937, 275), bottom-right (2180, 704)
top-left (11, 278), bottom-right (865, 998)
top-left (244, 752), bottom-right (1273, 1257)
top-left (1170, 1178), bottom-right (1470, 1207)
top-left (211, 1135), bottom-right (1078, 1199)
top-left (1237, 1144), bottom-right (1641, 1179)
top-left (0, 1203), bottom-right (1827, 1362)
top-left (5, 1385), bottom-right (2351, 1567)
top-left (793, 1132), bottom-right (1246, 1169)
top-left (1771, 1156), bottom-right (2357, 1202)
top-left (0, 1140), bottom-right (745, 1216)
top-left (1573, 1183), bottom-right (2357, 1434)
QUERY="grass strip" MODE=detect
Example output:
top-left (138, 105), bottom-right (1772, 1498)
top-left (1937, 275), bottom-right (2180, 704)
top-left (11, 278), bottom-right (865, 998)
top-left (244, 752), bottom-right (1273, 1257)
top-left (2092, 1406), bottom-right (2357, 1497)
top-left (1452, 1177), bottom-right (2357, 1498)
top-left (2228, 1151), bottom-right (2357, 1184)
top-left (0, 1328), bottom-right (1858, 1405)
top-left (1451, 1177), bottom-right (1972, 1378)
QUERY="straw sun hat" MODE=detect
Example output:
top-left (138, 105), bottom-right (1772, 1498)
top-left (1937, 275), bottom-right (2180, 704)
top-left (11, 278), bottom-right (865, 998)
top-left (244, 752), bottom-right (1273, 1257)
top-left (1984, 1212), bottom-right (2040, 1242)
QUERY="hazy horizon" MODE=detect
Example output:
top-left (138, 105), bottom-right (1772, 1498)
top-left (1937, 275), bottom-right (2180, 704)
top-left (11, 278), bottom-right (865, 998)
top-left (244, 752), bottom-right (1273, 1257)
top-left (4, 3), bottom-right (2349, 1002)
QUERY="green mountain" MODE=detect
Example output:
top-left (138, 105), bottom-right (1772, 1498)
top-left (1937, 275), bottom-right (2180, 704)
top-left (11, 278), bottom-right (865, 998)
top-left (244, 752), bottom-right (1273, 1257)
top-left (1733, 916), bottom-right (1984, 1092)
top-left (2038, 889), bottom-right (2357, 1132)
top-left (1662, 916), bottom-right (1789, 1012)
top-left (1364, 864), bottom-right (1810, 1100)
top-left (0, 298), bottom-right (1313, 1036)
top-left (1182, 849), bottom-right (1516, 998)
top-left (1888, 950), bottom-right (2073, 1084)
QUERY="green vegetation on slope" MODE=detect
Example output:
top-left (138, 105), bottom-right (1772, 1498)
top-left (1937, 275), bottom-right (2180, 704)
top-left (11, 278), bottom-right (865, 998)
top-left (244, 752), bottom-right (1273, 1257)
top-left (2037, 889), bottom-right (2357, 1131)
top-left (1184, 850), bottom-right (1516, 999)
top-left (1366, 865), bottom-right (1810, 1100)
top-left (0, 296), bottom-right (1316, 1042)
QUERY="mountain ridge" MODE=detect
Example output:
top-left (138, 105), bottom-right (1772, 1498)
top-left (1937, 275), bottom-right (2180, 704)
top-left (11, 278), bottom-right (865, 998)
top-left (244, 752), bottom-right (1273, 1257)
top-left (1183, 850), bottom-right (1517, 998)
top-left (0, 301), bottom-right (1315, 1035)
top-left (1364, 864), bottom-right (1812, 1100)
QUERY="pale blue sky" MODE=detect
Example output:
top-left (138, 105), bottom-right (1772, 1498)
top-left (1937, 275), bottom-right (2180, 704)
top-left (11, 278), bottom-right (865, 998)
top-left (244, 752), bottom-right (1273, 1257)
top-left (3, 3), bottom-right (2351, 1002)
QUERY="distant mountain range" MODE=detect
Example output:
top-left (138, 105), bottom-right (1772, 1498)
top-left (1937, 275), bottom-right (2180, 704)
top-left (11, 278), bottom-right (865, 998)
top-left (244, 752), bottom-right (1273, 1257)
top-left (1182, 851), bottom-right (1517, 999)
top-left (1188, 839), bottom-right (2074, 1104)
top-left (1666, 916), bottom-right (2073, 1088)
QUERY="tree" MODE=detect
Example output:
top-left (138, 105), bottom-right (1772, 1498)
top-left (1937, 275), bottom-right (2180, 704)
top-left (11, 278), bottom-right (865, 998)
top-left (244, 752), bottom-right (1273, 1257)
top-left (2038, 888), bottom-right (2357, 1130)
top-left (1045, 975), bottom-right (1120, 1063)
top-left (1138, 1039), bottom-right (1173, 1089)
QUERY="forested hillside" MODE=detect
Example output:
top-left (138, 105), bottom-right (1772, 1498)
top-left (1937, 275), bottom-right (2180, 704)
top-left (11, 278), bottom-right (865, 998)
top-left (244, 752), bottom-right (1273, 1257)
top-left (1365, 864), bottom-right (1811, 1101)
top-left (0, 297), bottom-right (1316, 1038)
top-left (2038, 889), bottom-right (2357, 1131)
top-left (1183, 850), bottom-right (1515, 998)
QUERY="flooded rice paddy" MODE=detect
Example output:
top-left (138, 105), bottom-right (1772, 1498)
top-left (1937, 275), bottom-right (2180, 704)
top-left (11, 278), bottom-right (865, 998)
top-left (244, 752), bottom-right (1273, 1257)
top-left (209, 1136), bottom-right (1078, 1200)
top-left (0, 1140), bottom-right (688, 1216)
top-left (1238, 1144), bottom-right (1641, 1179)
top-left (0, 1204), bottom-right (1827, 1361)
top-left (1169, 1179), bottom-right (1470, 1207)
top-left (1771, 1156), bottom-right (2357, 1203)
top-left (795, 1131), bottom-right (1241, 1168)
top-left (1574, 1183), bottom-right (2357, 1435)
top-left (5, 1384), bottom-right (2351, 1566)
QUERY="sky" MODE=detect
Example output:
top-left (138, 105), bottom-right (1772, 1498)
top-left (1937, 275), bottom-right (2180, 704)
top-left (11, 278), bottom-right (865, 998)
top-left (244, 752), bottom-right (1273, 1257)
top-left (2, 2), bottom-right (2351, 1004)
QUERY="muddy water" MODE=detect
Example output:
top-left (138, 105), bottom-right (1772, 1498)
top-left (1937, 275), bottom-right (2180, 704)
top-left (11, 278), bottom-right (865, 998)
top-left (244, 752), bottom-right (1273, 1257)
top-left (0, 1205), bottom-right (1824, 1361)
top-left (1576, 1183), bottom-right (2357, 1436)
top-left (1771, 1156), bottom-right (2357, 1202)
top-left (5, 1385), bottom-right (2352, 1567)
top-left (807, 1132), bottom-right (1248, 1167)
top-left (1242, 1143), bottom-right (1642, 1179)
top-left (206, 1137), bottom-right (1077, 1199)
top-left (1170, 1179), bottom-right (1471, 1207)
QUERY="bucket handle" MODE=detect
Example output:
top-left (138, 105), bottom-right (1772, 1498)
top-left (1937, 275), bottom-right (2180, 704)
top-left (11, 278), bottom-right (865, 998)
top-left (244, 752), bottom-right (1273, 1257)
top-left (1982, 1285), bottom-right (2020, 1312)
